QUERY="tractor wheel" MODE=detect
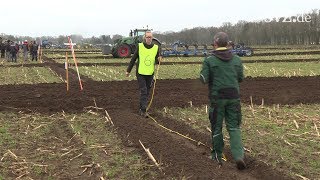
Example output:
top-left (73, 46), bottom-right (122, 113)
top-left (111, 47), bottom-right (118, 58)
top-left (152, 39), bottom-right (161, 48)
top-left (152, 39), bottom-right (161, 49)
top-left (152, 39), bottom-right (162, 55)
top-left (116, 44), bottom-right (131, 58)
top-left (112, 52), bottom-right (118, 58)
top-left (131, 44), bottom-right (137, 54)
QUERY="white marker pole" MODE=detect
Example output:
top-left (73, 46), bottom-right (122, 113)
top-left (68, 36), bottom-right (83, 90)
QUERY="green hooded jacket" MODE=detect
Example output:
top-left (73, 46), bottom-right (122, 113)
top-left (200, 47), bottom-right (244, 102)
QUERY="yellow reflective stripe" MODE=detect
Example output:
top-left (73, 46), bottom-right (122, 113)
top-left (216, 47), bottom-right (228, 50)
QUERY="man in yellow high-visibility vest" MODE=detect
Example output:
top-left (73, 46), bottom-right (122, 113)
top-left (126, 31), bottom-right (161, 117)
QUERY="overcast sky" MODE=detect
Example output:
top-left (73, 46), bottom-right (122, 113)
top-left (1, 0), bottom-right (319, 37)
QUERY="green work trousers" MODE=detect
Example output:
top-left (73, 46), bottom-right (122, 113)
top-left (209, 99), bottom-right (244, 162)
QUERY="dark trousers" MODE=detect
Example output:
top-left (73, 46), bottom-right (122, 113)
top-left (0, 50), bottom-right (4, 58)
top-left (11, 53), bottom-right (17, 62)
top-left (137, 74), bottom-right (153, 112)
top-left (32, 52), bottom-right (38, 61)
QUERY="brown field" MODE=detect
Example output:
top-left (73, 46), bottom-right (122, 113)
top-left (0, 54), bottom-right (319, 179)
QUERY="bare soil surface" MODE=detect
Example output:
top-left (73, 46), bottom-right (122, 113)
top-left (1, 57), bottom-right (319, 179)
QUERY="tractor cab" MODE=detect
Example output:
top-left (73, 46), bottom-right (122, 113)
top-left (130, 29), bottom-right (151, 43)
top-left (130, 29), bottom-right (150, 43)
top-left (129, 29), bottom-right (151, 37)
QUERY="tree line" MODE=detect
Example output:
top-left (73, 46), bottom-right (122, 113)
top-left (1, 9), bottom-right (319, 46)
top-left (154, 9), bottom-right (320, 46)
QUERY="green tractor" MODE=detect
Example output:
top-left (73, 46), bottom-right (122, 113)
top-left (111, 28), bottom-right (161, 58)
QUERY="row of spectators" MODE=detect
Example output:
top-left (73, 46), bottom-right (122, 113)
top-left (0, 39), bottom-right (39, 62)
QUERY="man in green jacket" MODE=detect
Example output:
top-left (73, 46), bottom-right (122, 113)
top-left (200, 32), bottom-right (246, 170)
top-left (126, 31), bottom-right (161, 117)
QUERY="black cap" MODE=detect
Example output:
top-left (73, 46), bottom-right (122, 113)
top-left (213, 32), bottom-right (229, 47)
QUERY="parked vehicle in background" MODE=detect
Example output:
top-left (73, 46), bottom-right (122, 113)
top-left (102, 28), bottom-right (161, 58)
top-left (230, 42), bottom-right (254, 56)
top-left (41, 40), bottom-right (53, 49)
